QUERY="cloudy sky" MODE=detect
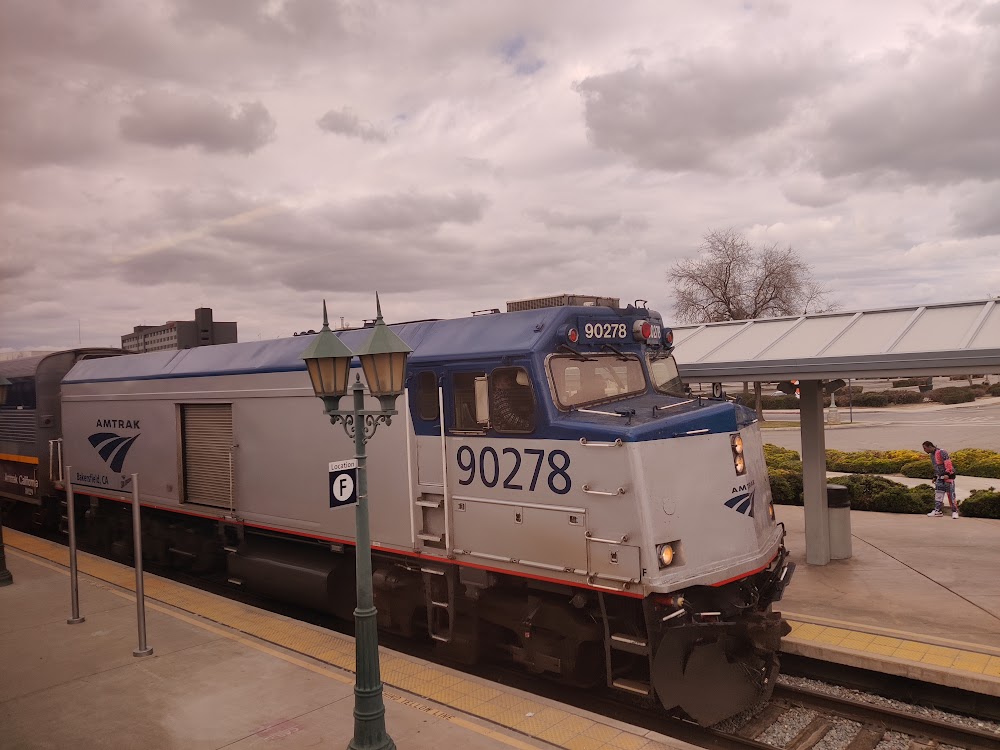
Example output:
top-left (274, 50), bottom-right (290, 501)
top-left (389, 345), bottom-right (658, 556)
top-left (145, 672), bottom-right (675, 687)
top-left (3, 0), bottom-right (1000, 351)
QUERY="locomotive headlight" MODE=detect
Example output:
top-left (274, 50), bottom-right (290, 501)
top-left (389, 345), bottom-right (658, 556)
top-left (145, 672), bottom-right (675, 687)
top-left (656, 543), bottom-right (675, 569)
top-left (731, 434), bottom-right (747, 476)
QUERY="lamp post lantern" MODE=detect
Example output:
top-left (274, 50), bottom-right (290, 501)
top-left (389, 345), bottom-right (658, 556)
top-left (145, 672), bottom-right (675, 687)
top-left (0, 375), bottom-right (13, 587)
top-left (302, 296), bottom-right (411, 750)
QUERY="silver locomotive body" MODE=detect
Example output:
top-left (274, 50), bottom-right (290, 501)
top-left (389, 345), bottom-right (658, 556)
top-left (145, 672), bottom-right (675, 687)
top-left (58, 301), bottom-right (793, 725)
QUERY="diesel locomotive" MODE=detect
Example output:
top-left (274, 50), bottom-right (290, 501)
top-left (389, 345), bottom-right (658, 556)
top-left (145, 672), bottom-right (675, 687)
top-left (0, 295), bottom-right (793, 725)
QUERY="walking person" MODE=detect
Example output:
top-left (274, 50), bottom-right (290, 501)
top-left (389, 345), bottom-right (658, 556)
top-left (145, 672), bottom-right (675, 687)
top-left (922, 440), bottom-right (958, 518)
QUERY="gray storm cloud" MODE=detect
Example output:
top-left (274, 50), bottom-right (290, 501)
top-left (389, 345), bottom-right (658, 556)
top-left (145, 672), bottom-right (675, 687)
top-left (528, 208), bottom-right (624, 234)
top-left (575, 52), bottom-right (840, 172)
top-left (120, 91), bottom-right (277, 154)
top-left (331, 192), bottom-right (490, 232)
top-left (811, 29), bottom-right (1000, 184)
top-left (317, 108), bottom-right (388, 142)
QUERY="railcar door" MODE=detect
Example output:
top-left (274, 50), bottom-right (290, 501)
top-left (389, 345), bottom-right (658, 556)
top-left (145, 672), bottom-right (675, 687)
top-left (412, 371), bottom-right (444, 487)
top-left (180, 403), bottom-right (236, 510)
top-left (409, 371), bottom-right (449, 551)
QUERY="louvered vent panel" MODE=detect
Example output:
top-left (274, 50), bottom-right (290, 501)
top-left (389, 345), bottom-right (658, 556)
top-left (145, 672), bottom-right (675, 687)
top-left (0, 411), bottom-right (37, 443)
top-left (182, 404), bottom-right (233, 508)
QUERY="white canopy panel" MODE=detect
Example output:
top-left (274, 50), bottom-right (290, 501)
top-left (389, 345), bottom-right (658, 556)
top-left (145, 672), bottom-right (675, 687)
top-left (671, 298), bottom-right (1000, 382)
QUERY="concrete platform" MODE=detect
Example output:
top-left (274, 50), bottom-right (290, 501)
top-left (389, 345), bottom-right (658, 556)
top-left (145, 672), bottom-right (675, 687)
top-left (0, 532), bottom-right (699, 750)
top-left (777, 505), bottom-right (1000, 696)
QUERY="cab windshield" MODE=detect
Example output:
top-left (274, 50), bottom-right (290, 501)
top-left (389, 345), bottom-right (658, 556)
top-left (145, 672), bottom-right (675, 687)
top-left (647, 353), bottom-right (686, 397)
top-left (548, 354), bottom-right (647, 409)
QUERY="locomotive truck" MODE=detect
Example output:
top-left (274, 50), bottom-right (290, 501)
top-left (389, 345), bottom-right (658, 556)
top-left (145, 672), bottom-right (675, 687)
top-left (0, 295), bottom-right (793, 725)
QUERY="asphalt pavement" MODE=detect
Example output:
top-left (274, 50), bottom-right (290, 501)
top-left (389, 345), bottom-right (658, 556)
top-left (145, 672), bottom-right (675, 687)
top-left (760, 397), bottom-right (1000, 452)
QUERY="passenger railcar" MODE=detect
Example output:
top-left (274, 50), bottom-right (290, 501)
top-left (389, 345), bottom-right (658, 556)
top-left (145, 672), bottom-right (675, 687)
top-left (0, 349), bottom-right (123, 514)
top-left (15, 298), bottom-right (793, 725)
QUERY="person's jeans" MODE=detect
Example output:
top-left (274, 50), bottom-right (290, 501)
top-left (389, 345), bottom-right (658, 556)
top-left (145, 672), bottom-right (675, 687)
top-left (934, 481), bottom-right (957, 511)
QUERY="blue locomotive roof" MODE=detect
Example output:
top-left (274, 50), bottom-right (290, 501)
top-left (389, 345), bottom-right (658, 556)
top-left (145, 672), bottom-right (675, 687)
top-left (63, 307), bottom-right (613, 384)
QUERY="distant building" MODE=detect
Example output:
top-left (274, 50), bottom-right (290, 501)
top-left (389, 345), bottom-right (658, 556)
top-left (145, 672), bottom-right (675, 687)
top-left (121, 307), bottom-right (237, 353)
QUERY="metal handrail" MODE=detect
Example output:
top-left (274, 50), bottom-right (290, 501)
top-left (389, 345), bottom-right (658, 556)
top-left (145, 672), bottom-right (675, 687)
top-left (585, 532), bottom-right (629, 544)
top-left (49, 439), bottom-right (63, 483)
top-left (582, 484), bottom-right (626, 496)
top-left (579, 438), bottom-right (623, 447)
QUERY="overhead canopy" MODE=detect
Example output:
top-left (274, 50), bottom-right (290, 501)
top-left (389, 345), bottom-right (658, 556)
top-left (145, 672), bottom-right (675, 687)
top-left (671, 298), bottom-right (1000, 382)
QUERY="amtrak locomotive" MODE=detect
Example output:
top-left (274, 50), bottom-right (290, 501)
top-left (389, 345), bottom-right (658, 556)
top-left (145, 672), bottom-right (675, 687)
top-left (0, 295), bottom-right (793, 725)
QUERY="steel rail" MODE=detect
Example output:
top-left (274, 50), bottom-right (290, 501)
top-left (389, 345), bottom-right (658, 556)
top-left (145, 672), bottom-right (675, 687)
top-left (774, 684), bottom-right (1000, 750)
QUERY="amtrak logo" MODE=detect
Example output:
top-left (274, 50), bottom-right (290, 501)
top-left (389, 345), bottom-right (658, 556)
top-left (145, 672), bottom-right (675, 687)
top-left (725, 489), bottom-right (755, 517)
top-left (88, 432), bottom-right (140, 473)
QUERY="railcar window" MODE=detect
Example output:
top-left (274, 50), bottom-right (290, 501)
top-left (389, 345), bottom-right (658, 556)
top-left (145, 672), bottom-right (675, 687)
top-left (416, 371), bottom-right (439, 421)
top-left (0, 378), bottom-right (36, 410)
top-left (453, 372), bottom-right (486, 432)
top-left (490, 367), bottom-right (535, 433)
top-left (548, 354), bottom-right (645, 409)
top-left (647, 354), bottom-right (686, 397)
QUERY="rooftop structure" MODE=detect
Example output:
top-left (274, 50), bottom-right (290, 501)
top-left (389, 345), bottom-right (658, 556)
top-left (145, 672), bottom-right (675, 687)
top-left (121, 307), bottom-right (237, 353)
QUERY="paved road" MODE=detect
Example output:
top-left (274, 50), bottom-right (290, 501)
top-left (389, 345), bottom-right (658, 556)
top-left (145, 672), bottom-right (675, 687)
top-left (760, 399), bottom-right (1000, 452)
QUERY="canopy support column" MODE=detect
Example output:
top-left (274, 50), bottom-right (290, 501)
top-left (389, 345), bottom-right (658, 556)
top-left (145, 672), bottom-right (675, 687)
top-left (799, 380), bottom-right (830, 565)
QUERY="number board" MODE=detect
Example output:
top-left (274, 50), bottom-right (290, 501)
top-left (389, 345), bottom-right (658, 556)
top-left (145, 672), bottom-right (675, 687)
top-left (579, 319), bottom-right (629, 343)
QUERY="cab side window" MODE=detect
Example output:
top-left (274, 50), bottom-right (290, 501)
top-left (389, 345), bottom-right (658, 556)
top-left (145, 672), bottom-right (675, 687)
top-left (416, 371), bottom-right (439, 421)
top-left (453, 372), bottom-right (486, 432)
top-left (490, 367), bottom-right (536, 434)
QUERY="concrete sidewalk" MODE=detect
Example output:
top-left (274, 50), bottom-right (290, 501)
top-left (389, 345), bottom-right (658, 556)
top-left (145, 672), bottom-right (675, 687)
top-left (824, 471), bottom-right (998, 502)
top-left (0, 539), bottom-right (695, 750)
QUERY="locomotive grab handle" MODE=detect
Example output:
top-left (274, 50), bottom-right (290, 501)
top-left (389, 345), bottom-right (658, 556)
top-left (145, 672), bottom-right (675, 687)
top-left (578, 438), bottom-right (623, 447)
top-left (49, 439), bottom-right (63, 483)
top-left (581, 484), bottom-right (626, 496)
top-left (586, 576), bottom-right (633, 592)
top-left (656, 399), bottom-right (696, 411)
top-left (585, 531), bottom-right (629, 544)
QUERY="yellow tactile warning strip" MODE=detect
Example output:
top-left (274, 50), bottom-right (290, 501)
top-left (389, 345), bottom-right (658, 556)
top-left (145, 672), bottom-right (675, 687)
top-left (784, 617), bottom-right (1000, 678)
top-left (5, 530), bottom-right (678, 750)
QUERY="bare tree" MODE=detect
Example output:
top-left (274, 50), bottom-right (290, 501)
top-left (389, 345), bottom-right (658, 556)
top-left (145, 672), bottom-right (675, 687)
top-left (671, 229), bottom-right (834, 323)
top-left (670, 229), bottom-right (837, 417)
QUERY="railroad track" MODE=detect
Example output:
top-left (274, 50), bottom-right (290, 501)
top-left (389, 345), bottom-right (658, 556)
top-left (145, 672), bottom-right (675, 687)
top-left (718, 683), bottom-right (1000, 750)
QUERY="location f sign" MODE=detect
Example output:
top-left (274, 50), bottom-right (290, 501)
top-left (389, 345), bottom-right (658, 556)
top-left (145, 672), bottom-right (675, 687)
top-left (329, 459), bottom-right (359, 508)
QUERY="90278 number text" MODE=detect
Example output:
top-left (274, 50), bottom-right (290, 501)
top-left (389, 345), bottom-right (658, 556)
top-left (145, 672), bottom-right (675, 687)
top-left (456, 446), bottom-right (572, 495)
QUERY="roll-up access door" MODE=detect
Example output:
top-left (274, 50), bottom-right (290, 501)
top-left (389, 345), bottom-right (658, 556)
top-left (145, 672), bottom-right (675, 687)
top-left (181, 404), bottom-right (234, 509)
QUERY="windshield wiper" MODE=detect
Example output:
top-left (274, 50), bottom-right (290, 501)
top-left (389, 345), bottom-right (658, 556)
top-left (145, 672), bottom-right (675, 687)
top-left (600, 343), bottom-right (630, 361)
top-left (557, 343), bottom-right (597, 361)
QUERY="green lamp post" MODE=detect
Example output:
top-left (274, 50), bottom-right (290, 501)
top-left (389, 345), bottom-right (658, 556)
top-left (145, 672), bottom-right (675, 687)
top-left (301, 296), bottom-right (411, 750)
top-left (0, 375), bottom-right (13, 587)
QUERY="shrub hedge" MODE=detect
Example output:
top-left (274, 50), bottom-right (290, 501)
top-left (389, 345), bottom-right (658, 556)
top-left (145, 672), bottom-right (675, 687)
top-left (900, 460), bottom-right (934, 479)
top-left (735, 394), bottom-right (801, 410)
top-left (960, 489), bottom-right (1000, 519)
top-left (763, 444), bottom-right (1000, 480)
top-left (825, 449), bottom-right (925, 474)
top-left (951, 448), bottom-right (1000, 477)
top-left (926, 386), bottom-right (978, 404)
top-left (883, 389), bottom-right (925, 405)
top-left (769, 470), bottom-right (935, 513)
top-left (826, 475), bottom-right (936, 514)
top-left (768, 469), bottom-right (804, 505)
top-left (763, 444), bottom-right (802, 471)
top-left (990, 383), bottom-right (1000, 397)
top-left (764, 442), bottom-right (1000, 513)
